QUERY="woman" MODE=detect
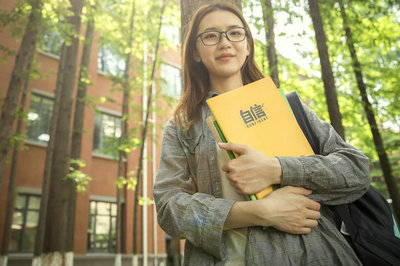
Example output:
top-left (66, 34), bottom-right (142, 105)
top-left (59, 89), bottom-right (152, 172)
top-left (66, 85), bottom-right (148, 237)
top-left (154, 2), bottom-right (370, 265)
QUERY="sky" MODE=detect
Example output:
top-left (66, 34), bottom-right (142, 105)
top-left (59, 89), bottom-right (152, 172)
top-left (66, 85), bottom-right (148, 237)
top-left (243, 1), bottom-right (315, 70)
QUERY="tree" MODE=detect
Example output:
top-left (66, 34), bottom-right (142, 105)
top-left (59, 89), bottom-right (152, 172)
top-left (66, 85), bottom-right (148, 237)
top-left (260, 0), bottom-right (280, 88)
top-left (41, 0), bottom-right (84, 264)
top-left (0, 79), bottom-right (29, 266)
top-left (0, 1), bottom-right (42, 264)
top-left (65, 3), bottom-right (96, 265)
top-left (308, 0), bottom-right (345, 139)
top-left (0, 0), bottom-right (42, 191)
top-left (337, 0), bottom-right (400, 228)
top-left (180, 0), bottom-right (241, 40)
top-left (132, 0), bottom-right (167, 261)
top-left (33, 41), bottom-right (67, 266)
top-left (115, 1), bottom-right (135, 265)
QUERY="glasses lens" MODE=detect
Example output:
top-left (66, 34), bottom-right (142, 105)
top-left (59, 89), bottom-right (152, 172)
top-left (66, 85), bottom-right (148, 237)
top-left (227, 28), bottom-right (246, 42)
top-left (201, 32), bottom-right (220, 45)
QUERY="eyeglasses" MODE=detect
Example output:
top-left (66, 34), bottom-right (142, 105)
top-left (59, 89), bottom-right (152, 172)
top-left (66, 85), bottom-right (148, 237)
top-left (196, 27), bottom-right (247, 46)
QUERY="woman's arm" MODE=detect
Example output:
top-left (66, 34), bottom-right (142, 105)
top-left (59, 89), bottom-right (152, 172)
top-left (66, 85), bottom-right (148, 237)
top-left (278, 103), bottom-right (370, 205)
top-left (153, 118), bottom-right (234, 259)
top-left (224, 186), bottom-right (321, 234)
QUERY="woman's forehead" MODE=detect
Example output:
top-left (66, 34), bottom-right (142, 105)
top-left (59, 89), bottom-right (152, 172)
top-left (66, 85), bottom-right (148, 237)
top-left (197, 10), bottom-right (244, 33)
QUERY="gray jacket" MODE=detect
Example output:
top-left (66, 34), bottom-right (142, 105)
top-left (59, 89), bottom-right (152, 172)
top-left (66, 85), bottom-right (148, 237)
top-left (154, 98), bottom-right (370, 265)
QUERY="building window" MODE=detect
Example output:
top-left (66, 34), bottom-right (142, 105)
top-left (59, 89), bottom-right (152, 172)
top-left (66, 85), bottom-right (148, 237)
top-left (26, 93), bottom-right (54, 144)
top-left (92, 111), bottom-right (121, 158)
top-left (161, 63), bottom-right (182, 99)
top-left (9, 194), bottom-right (41, 252)
top-left (39, 28), bottom-right (62, 57)
top-left (97, 42), bottom-right (126, 77)
top-left (87, 201), bottom-right (117, 252)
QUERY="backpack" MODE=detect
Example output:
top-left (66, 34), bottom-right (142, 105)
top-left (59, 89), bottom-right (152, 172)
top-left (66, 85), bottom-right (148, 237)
top-left (286, 91), bottom-right (400, 266)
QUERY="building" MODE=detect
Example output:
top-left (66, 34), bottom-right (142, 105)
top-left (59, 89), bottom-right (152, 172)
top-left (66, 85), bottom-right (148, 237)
top-left (0, 0), bottom-right (182, 265)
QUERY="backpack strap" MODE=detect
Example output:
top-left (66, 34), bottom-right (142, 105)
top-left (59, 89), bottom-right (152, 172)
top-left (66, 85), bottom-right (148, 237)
top-left (285, 91), bottom-right (319, 154)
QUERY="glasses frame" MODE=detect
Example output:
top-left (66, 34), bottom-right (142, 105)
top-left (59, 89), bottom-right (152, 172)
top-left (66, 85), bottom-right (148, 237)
top-left (196, 27), bottom-right (248, 46)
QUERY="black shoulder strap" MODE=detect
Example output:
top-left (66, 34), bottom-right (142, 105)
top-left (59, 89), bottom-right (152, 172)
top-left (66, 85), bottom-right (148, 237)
top-left (286, 91), bottom-right (319, 154)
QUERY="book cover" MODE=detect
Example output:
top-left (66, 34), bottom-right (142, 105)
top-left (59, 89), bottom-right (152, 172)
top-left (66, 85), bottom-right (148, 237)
top-left (206, 77), bottom-right (314, 200)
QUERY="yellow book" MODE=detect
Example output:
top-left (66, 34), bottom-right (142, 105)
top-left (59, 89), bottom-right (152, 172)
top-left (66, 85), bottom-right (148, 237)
top-left (206, 77), bottom-right (314, 200)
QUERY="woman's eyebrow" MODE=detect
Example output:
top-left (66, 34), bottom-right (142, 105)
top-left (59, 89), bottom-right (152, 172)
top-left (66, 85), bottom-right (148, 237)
top-left (201, 25), bottom-right (243, 32)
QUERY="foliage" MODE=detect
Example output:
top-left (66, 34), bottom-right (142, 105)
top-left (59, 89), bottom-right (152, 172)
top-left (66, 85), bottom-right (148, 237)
top-left (138, 196), bottom-right (154, 206)
top-left (66, 159), bottom-right (92, 192)
top-left (320, 0), bottom-right (400, 187)
top-left (116, 170), bottom-right (137, 190)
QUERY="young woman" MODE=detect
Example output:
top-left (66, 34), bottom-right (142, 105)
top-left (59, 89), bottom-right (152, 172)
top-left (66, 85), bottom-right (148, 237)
top-left (154, 2), bottom-right (370, 265)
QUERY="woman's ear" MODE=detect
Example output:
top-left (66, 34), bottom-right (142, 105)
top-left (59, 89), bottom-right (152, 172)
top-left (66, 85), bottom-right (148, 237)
top-left (193, 49), bottom-right (201, 63)
top-left (246, 42), bottom-right (250, 56)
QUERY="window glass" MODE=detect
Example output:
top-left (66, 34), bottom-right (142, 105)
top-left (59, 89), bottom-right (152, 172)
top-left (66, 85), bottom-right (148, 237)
top-left (92, 112), bottom-right (121, 158)
top-left (97, 42), bottom-right (126, 77)
top-left (39, 27), bottom-right (62, 56)
top-left (161, 63), bottom-right (182, 99)
top-left (28, 196), bottom-right (41, 209)
top-left (26, 93), bottom-right (54, 144)
top-left (9, 194), bottom-right (40, 252)
top-left (12, 211), bottom-right (24, 227)
top-left (87, 201), bottom-right (117, 253)
top-left (15, 194), bottom-right (26, 209)
top-left (23, 211), bottom-right (39, 251)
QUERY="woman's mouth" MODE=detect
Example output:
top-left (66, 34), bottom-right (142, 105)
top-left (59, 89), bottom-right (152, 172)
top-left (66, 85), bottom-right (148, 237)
top-left (217, 53), bottom-right (234, 61)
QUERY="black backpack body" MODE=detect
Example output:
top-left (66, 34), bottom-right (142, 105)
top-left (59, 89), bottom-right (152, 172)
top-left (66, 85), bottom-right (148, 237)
top-left (286, 91), bottom-right (400, 266)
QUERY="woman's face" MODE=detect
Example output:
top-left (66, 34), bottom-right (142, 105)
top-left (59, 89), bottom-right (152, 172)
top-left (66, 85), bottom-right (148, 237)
top-left (194, 10), bottom-right (250, 83)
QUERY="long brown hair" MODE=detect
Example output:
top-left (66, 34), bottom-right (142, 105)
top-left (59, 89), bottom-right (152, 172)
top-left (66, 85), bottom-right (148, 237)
top-left (174, 2), bottom-right (264, 130)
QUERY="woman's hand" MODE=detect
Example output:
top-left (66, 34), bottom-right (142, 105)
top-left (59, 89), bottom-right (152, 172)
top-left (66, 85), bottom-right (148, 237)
top-left (224, 186), bottom-right (321, 234)
top-left (256, 186), bottom-right (321, 234)
top-left (219, 142), bottom-right (282, 195)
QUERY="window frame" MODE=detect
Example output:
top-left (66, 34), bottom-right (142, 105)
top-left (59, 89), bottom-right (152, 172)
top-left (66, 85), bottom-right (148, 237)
top-left (97, 41), bottom-right (126, 77)
top-left (9, 188), bottom-right (41, 253)
top-left (38, 27), bottom-right (63, 58)
top-left (25, 90), bottom-right (54, 147)
top-left (87, 197), bottom-right (118, 253)
top-left (92, 107), bottom-right (122, 160)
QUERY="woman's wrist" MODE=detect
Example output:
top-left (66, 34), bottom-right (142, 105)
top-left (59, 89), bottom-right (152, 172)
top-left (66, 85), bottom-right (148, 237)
top-left (271, 157), bottom-right (283, 185)
top-left (224, 200), bottom-right (262, 230)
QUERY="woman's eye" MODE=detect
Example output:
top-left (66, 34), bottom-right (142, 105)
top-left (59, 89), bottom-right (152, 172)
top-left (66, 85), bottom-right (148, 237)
top-left (203, 32), bottom-right (218, 39)
top-left (230, 30), bottom-right (242, 36)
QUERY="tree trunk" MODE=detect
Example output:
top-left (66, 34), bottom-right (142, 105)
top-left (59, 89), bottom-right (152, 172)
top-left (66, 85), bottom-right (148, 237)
top-left (180, 0), bottom-right (241, 42)
top-left (32, 43), bottom-right (67, 266)
top-left (42, 0), bottom-right (84, 264)
top-left (133, 0), bottom-right (167, 257)
top-left (0, 78), bottom-right (29, 266)
top-left (66, 11), bottom-right (95, 265)
top-left (260, 0), bottom-right (280, 88)
top-left (308, 0), bottom-right (345, 140)
top-left (0, 0), bottom-right (42, 190)
top-left (115, 2), bottom-right (135, 266)
top-left (338, 0), bottom-right (400, 229)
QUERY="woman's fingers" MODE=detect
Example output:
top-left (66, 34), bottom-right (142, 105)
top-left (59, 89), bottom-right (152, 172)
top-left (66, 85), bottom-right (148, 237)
top-left (306, 209), bottom-right (321, 220)
top-left (304, 197), bottom-right (321, 211)
top-left (303, 218), bottom-right (319, 229)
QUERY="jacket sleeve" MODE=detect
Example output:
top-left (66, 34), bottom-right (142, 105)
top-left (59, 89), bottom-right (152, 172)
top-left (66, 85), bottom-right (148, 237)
top-left (277, 103), bottom-right (370, 205)
top-left (153, 118), bottom-right (235, 259)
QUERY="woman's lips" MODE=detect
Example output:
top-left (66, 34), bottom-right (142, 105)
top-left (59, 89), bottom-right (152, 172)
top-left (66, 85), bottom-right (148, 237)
top-left (217, 53), bottom-right (234, 61)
